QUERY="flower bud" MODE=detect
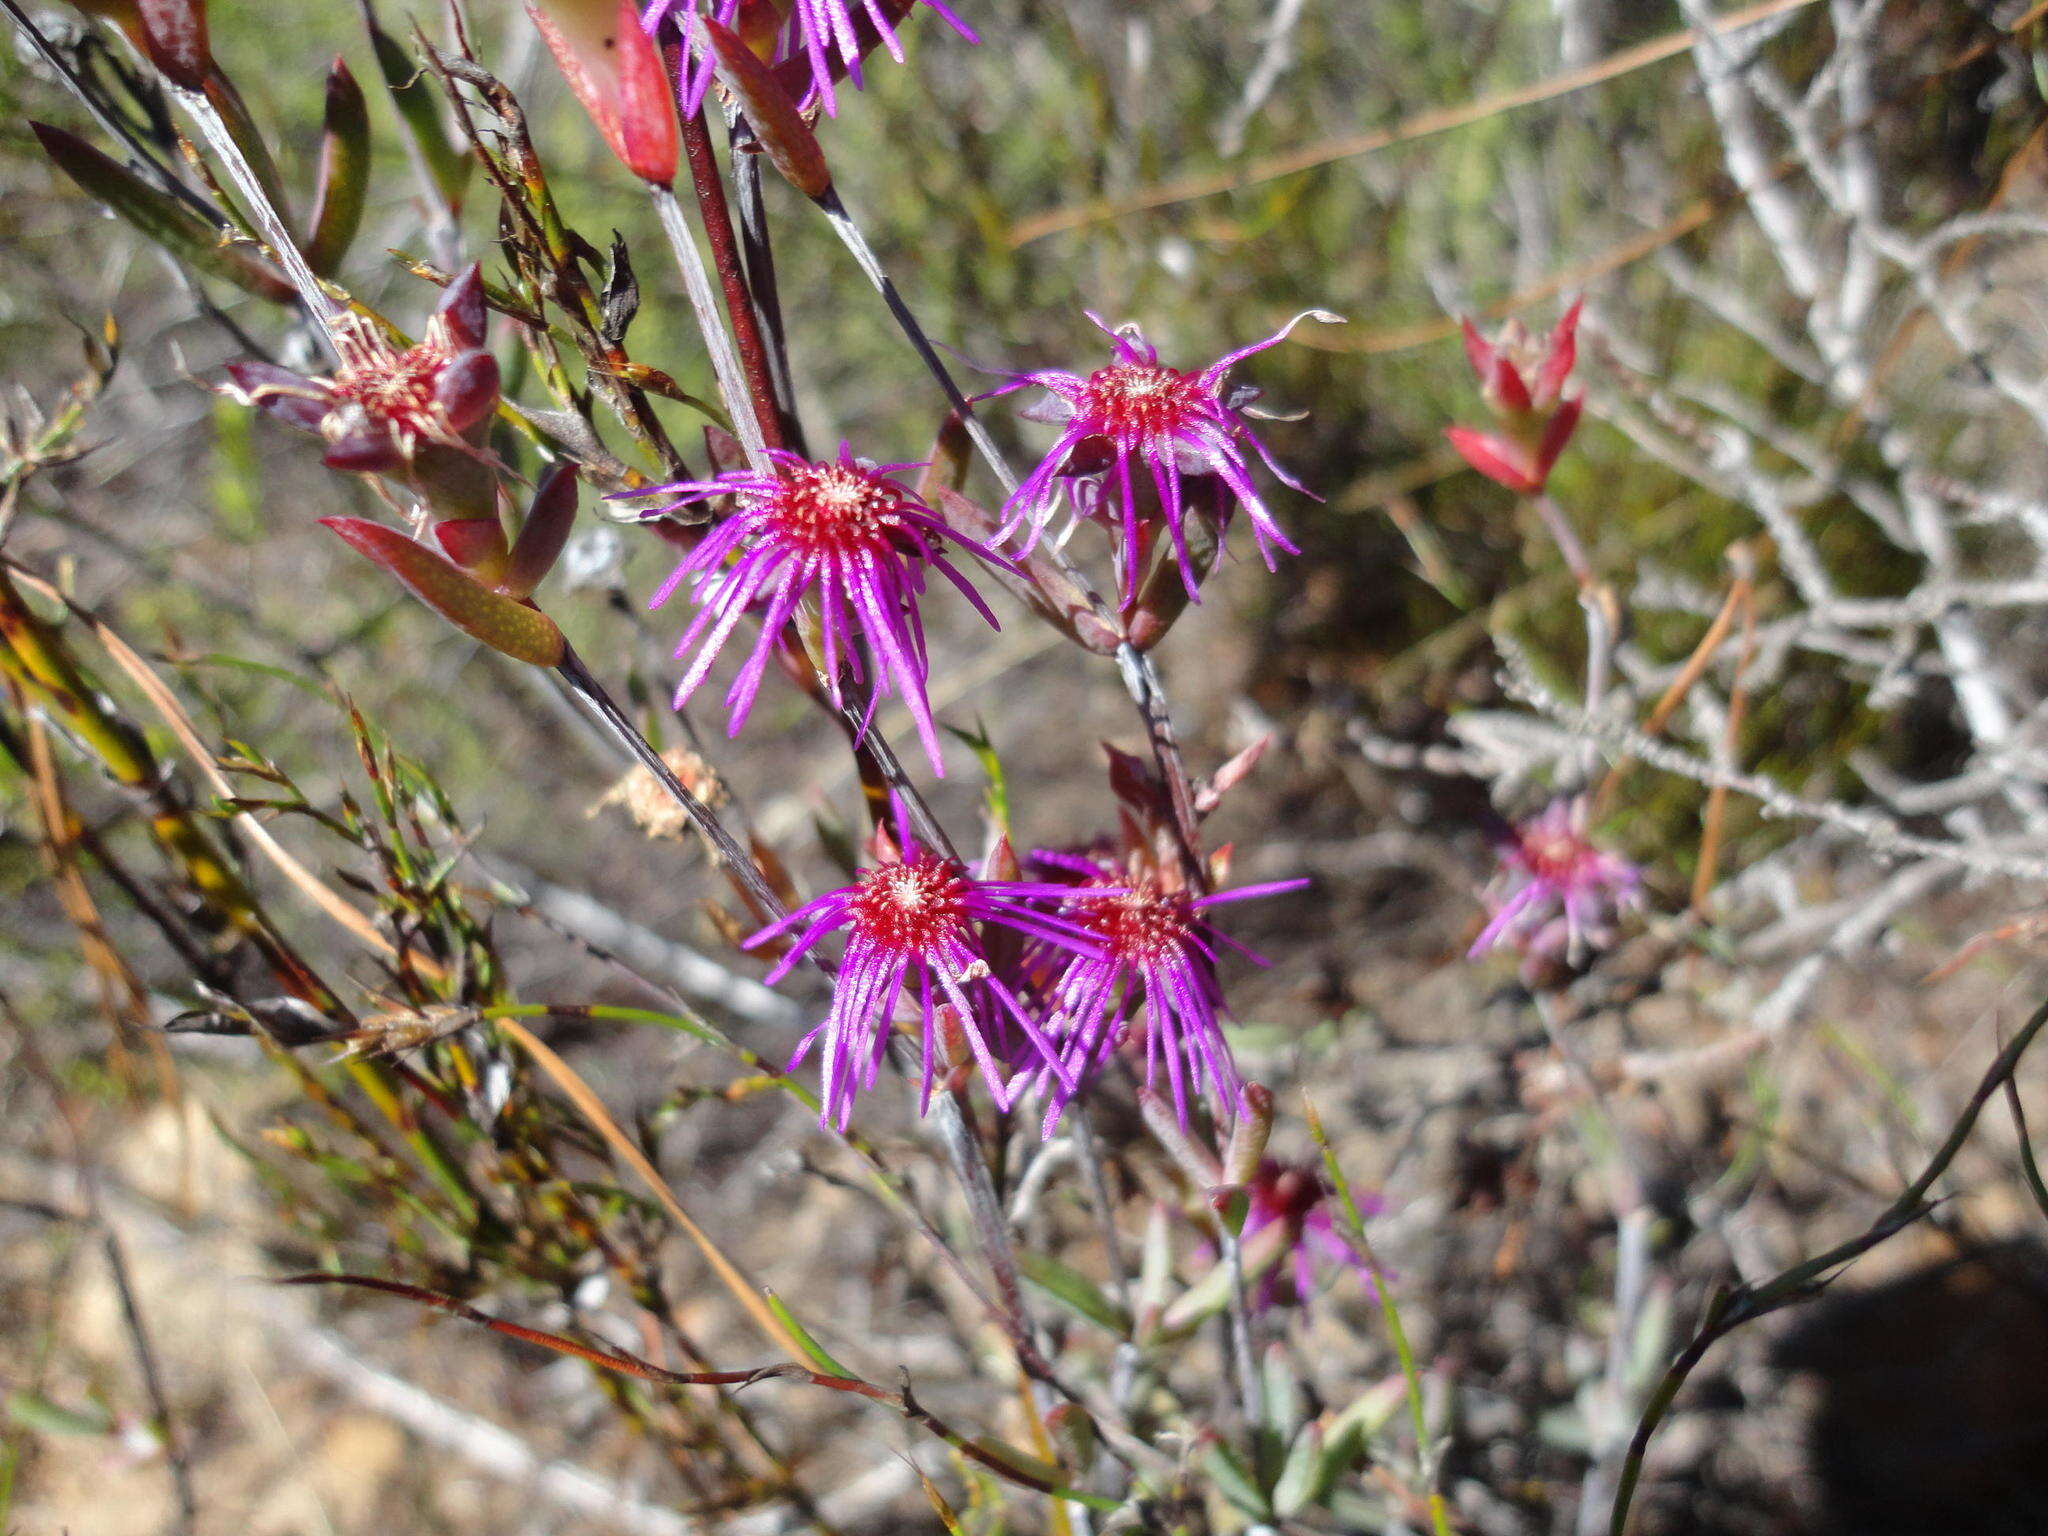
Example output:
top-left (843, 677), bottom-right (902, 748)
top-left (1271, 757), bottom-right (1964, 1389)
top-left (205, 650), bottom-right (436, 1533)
top-left (525, 0), bottom-right (678, 185)
top-left (1222, 1083), bottom-right (1274, 1188)
top-left (1446, 298), bottom-right (1585, 496)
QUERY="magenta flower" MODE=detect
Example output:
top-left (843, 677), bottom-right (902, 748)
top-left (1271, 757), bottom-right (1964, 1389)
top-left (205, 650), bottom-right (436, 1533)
top-left (988, 312), bottom-right (1328, 601)
top-left (1470, 798), bottom-right (1640, 968)
top-left (747, 843), bottom-right (1100, 1129)
top-left (223, 264), bottom-right (498, 475)
top-left (625, 444), bottom-right (1001, 777)
top-left (1239, 1159), bottom-right (1381, 1311)
top-left (646, 0), bottom-right (977, 119)
top-left (1017, 852), bottom-right (1306, 1135)
top-left (1445, 298), bottom-right (1585, 496)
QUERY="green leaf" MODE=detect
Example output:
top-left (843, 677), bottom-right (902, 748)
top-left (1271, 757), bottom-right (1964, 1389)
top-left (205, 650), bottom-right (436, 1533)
top-left (4, 1392), bottom-right (114, 1439)
top-left (306, 56), bottom-right (372, 276)
top-left (943, 718), bottom-right (1009, 834)
top-left (30, 122), bottom-right (291, 303)
top-left (321, 517), bottom-right (566, 666)
top-left (364, 4), bottom-right (470, 210)
top-left (761, 1291), bottom-right (854, 1375)
top-left (1201, 1440), bottom-right (1273, 1520)
top-left (1018, 1251), bottom-right (1131, 1337)
top-left (1275, 1422), bottom-right (1361, 1519)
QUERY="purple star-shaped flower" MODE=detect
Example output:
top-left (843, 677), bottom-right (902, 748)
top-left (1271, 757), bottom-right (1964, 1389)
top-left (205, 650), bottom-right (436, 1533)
top-left (625, 444), bottom-right (1002, 777)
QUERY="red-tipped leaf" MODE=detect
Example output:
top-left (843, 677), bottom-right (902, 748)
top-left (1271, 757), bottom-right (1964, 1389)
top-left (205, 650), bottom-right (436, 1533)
top-left (323, 516), bottom-right (565, 665)
top-left (703, 17), bottom-right (832, 200)
top-left (503, 463), bottom-right (579, 598)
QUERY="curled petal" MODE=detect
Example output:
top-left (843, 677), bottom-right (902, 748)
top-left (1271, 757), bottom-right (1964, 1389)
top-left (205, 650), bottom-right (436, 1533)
top-left (434, 349), bottom-right (500, 435)
top-left (433, 262), bottom-right (490, 351)
top-left (222, 360), bottom-right (329, 434)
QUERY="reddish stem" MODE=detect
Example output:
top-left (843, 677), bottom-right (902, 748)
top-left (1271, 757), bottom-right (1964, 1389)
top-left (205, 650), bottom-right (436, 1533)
top-left (679, 104), bottom-right (785, 454)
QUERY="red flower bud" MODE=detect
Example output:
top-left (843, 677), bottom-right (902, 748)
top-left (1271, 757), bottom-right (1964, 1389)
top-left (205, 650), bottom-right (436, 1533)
top-left (1449, 299), bottom-right (1586, 495)
top-left (525, 0), bottom-right (678, 185)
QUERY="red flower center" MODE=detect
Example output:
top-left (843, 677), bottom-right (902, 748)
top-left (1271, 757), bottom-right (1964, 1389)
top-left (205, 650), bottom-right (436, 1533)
top-left (1074, 880), bottom-right (1191, 963)
top-left (1078, 362), bottom-right (1208, 445)
top-left (1518, 826), bottom-right (1597, 886)
top-left (761, 461), bottom-right (909, 557)
top-left (328, 319), bottom-right (448, 443)
top-left (847, 854), bottom-right (968, 955)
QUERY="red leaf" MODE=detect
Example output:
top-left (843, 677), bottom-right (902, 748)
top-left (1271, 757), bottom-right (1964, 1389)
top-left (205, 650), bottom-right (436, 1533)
top-left (525, 0), bottom-right (678, 185)
top-left (323, 517), bottom-right (565, 666)
top-left (703, 17), bottom-right (832, 199)
top-left (503, 463), bottom-right (579, 598)
top-left (1444, 426), bottom-right (1537, 494)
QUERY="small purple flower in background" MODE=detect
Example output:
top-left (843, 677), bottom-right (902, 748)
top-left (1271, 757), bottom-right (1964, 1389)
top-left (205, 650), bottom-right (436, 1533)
top-left (1017, 850), bottom-right (1306, 1135)
top-left (1470, 797), bottom-right (1640, 969)
top-left (624, 444), bottom-right (1001, 777)
top-left (747, 841), bottom-right (1098, 1129)
top-left (224, 265), bottom-right (498, 474)
top-left (1239, 1158), bottom-right (1381, 1311)
top-left (989, 311), bottom-right (1332, 600)
top-left (646, 0), bottom-right (978, 118)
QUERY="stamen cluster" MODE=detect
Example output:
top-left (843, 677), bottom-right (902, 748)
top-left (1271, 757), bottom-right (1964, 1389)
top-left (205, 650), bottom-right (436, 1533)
top-left (748, 842), bottom-right (1097, 1130)
top-left (224, 265), bottom-right (498, 476)
top-left (1012, 851), bottom-right (1305, 1135)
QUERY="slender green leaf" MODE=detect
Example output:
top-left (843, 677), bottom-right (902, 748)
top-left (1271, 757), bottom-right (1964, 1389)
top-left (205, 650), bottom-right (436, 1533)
top-left (307, 56), bottom-right (372, 276)
top-left (30, 122), bottom-right (291, 303)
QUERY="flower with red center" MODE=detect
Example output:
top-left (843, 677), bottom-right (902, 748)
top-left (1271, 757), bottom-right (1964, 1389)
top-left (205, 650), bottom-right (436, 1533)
top-left (1016, 851), bottom-right (1307, 1134)
top-left (1470, 797), bottom-right (1641, 968)
top-left (1238, 1158), bottom-right (1382, 1311)
top-left (988, 311), bottom-right (1329, 601)
top-left (747, 842), bottom-right (1102, 1129)
top-left (623, 444), bottom-right (1003, 777)
top-left (224, 265), bottom-right (499, 478)
top-left (1445, 298), bottom-right (1584, 496)
top-left (646, 0), bottom-right (978, 119)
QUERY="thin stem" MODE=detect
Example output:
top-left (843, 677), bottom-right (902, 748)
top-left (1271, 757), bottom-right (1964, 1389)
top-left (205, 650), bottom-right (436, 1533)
top-left (1306, 1094), bottom-right (1452, 1536)
top-left (174, 86), bottom-right (340, 357)
top-left (650, 182), bottom-right (769, 469)
top-left (680, 107), bottom-right (784, 453)
top-left (555, 646), bottom-right (785, 918)
top-left (729, 116), bottom-right (804, 454)
top-left (1218, 1225), bottom-right (1263, 1427)
top-left (1607, 993), bottom-right (2048, 1534)
top-left (816, 189), bottom-right (1017, 493)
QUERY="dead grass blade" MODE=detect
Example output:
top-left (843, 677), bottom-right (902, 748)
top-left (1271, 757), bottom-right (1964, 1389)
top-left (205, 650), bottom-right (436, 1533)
top-left (493, 1016), bottom-right (804, 1360)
